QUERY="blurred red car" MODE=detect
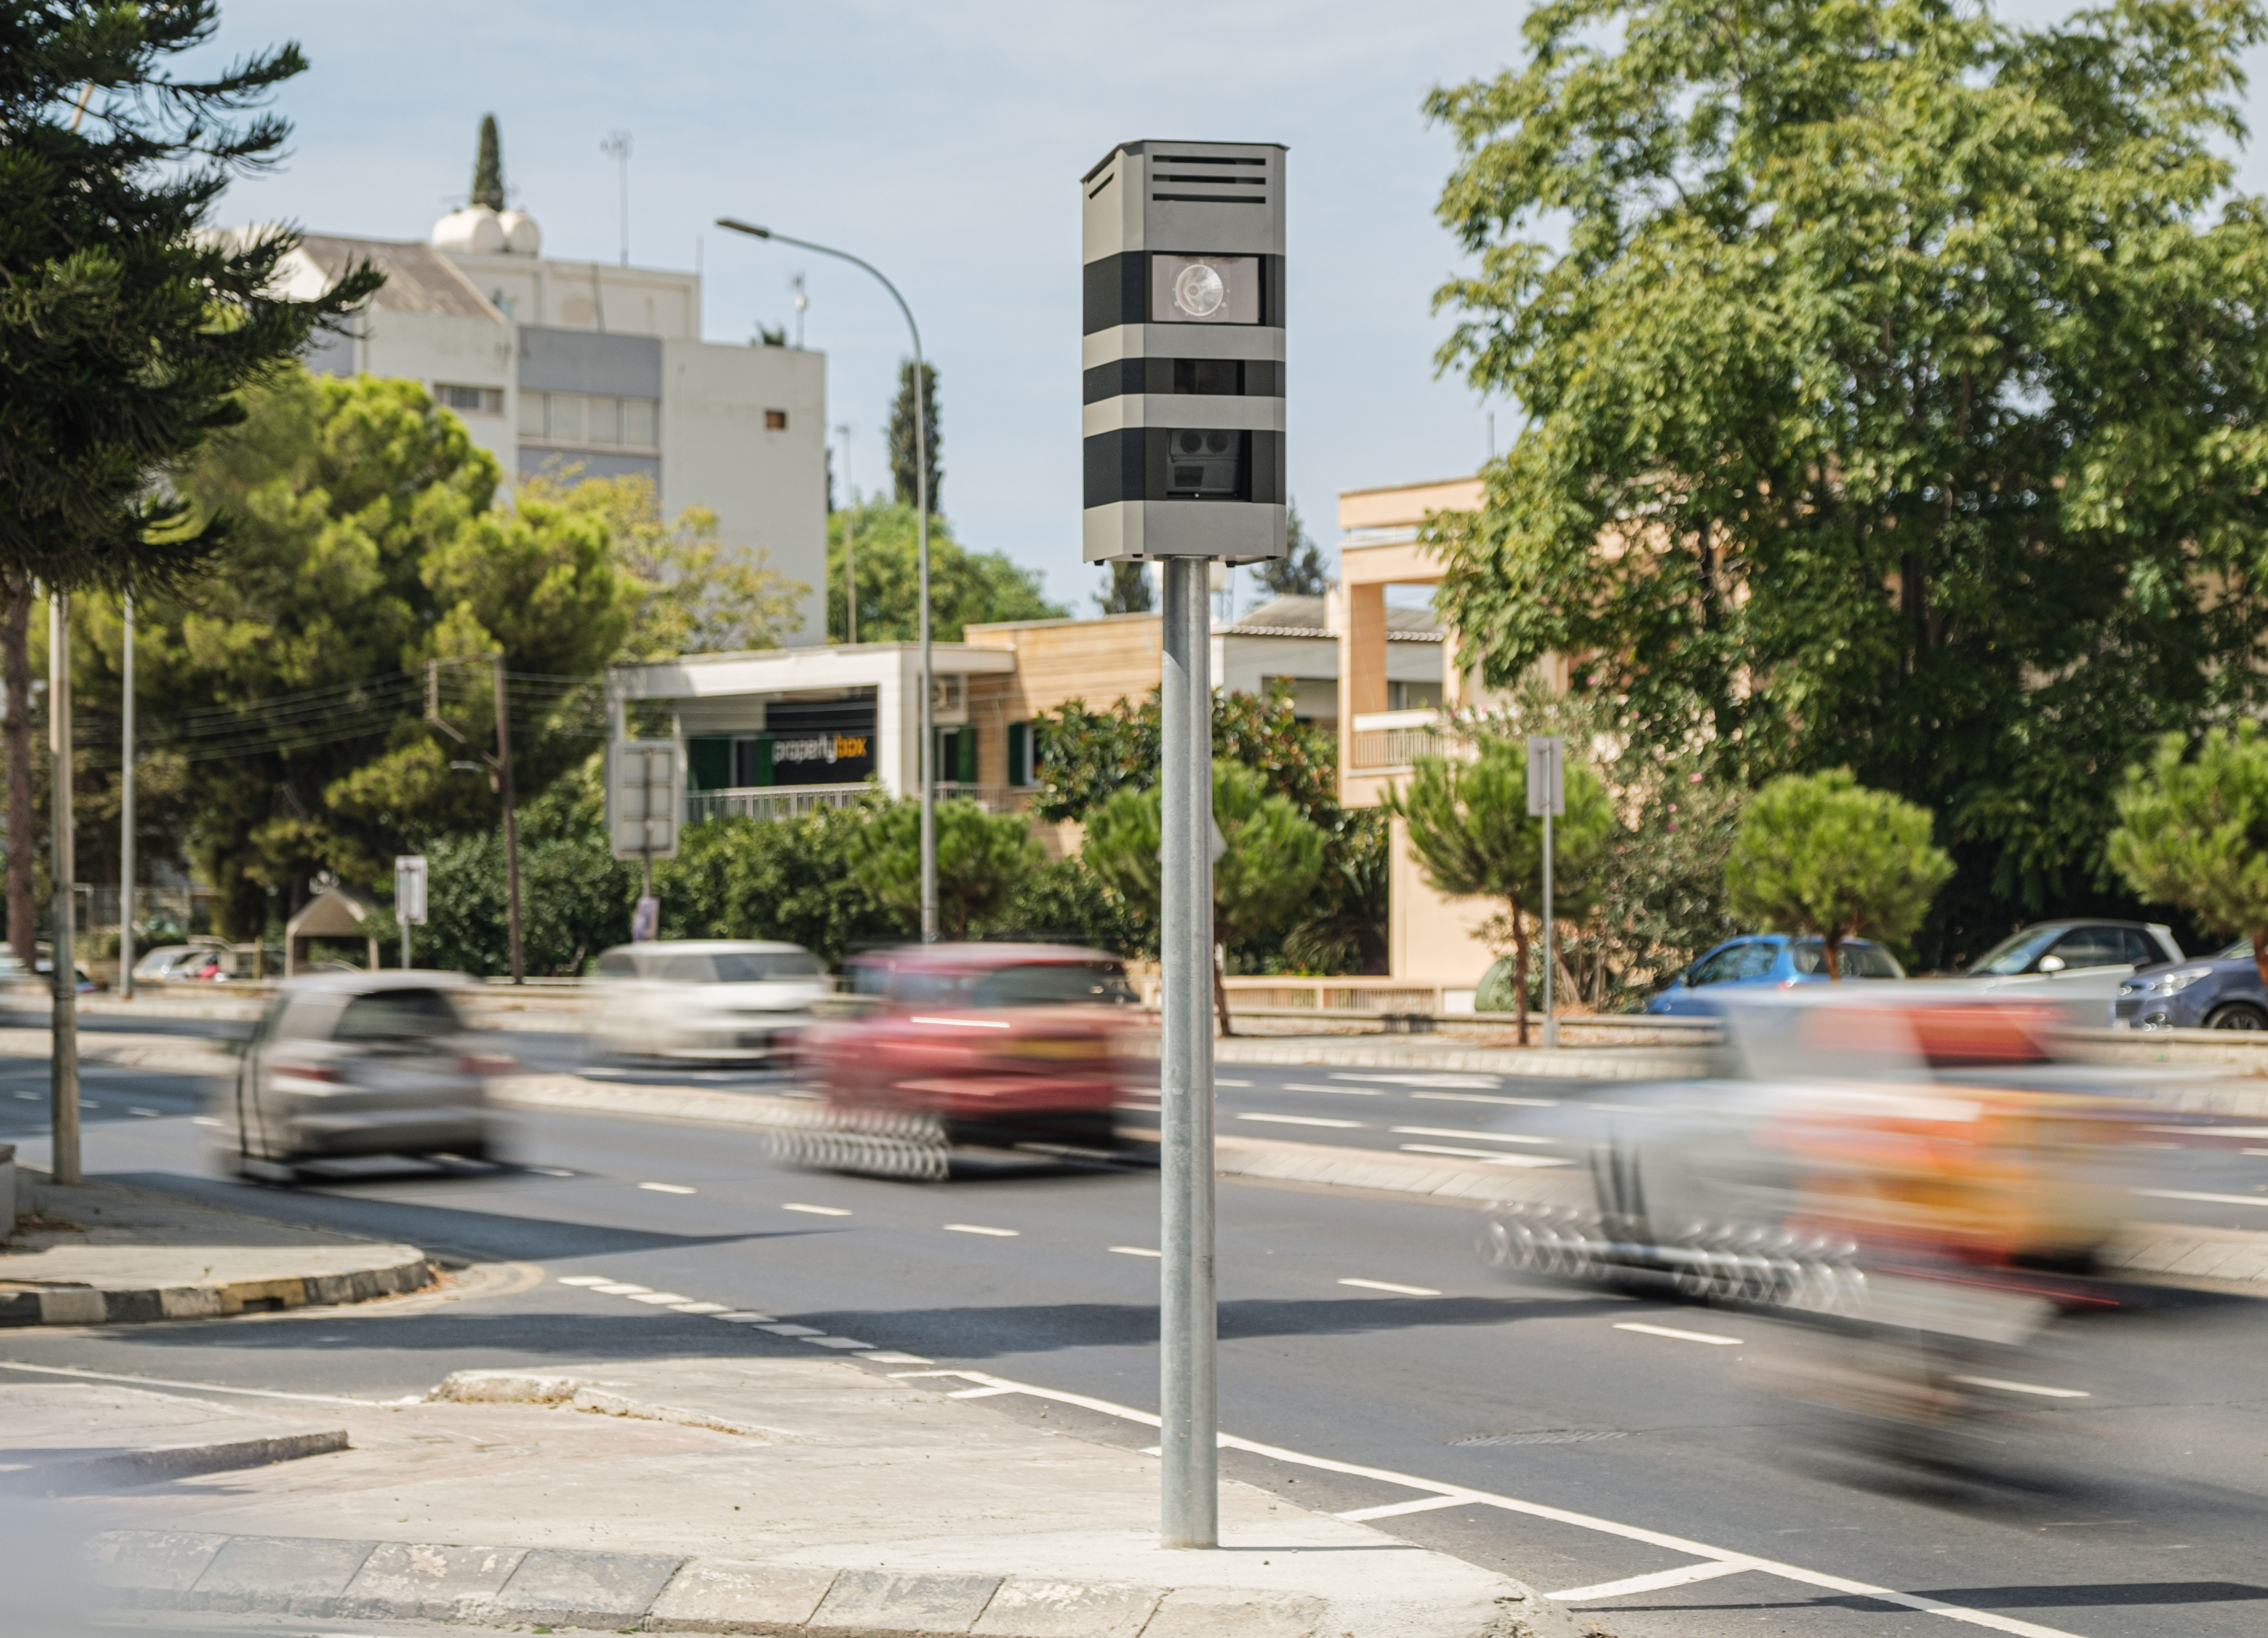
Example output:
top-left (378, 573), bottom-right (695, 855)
top-left (794, 943), bottom-right (1144, 1172)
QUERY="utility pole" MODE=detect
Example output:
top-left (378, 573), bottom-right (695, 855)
top-left (49, 590), bottom-right (78, 1183)
top-left (837, 423), bottom-right (857, 645)
top-left (119, 589), bottom-right (135, 1002)
top-left (492, 655), bottom-right (523, 984)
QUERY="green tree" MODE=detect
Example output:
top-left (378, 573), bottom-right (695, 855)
top-left (72, 369), bottom-right (633, 934)
top-left (470, 113), bottom-right (505, 211)
top-left (994, 854), bottom-right (1148, 954)
top-left (520, 470), bottom-right (805, 657)
top-left (1253, 499), bottom-right (1328, 599)
top-left (825, 500), bottom-right (1062, 642)
top-left (656, 799), bottom-right (901, 964)
top-left (1082, 760), bottom-right (1327, 1033)
top-left (888, 359), bottom-right (941, 515)
top-left (0, 1), bottom-right (379, 952)
top-left (852, 797), bottom-right (1043, 940)
top-left (1388, 735), bottom-right (1612, 1044)
top-left (2108, 724), bottom-right (2268, 995)
top-left (1726, 770), bottom-right (1953, 979)
top-left (1425, 0), bottom-right (2268, 967)
top-left (1096, 561), bottom-right (1152, 615)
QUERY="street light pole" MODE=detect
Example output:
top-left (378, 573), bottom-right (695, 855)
top-left (715, 217), bottom-right (933, 939)
top-left (49, 589), bottom-right (78, 1183)
top-left (120, 589), bottom-right (135, 1002)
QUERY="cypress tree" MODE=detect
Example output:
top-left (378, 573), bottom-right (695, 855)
top-left (471, 113), bottom-right (505, 211)
top-left (888, 359), bottom-right (942, 515)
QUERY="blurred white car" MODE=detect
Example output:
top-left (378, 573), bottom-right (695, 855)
top-left (214, 971), bottom-right (511, 1181)
top-left (589, 940), bottom-right (829, 1064)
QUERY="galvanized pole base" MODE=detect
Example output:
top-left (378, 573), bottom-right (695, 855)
top-left (1158, 557), bottom-right (1216, 1548)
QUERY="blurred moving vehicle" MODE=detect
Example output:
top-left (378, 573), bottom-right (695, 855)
top-left (212, 971), bottom-right (510, 1182)
top-left (1957, 919), bottom-right (2179, 1015)
top-left (589, 940), bottom-right (829, 1064)
top-left (2116, 939), bottom-right (2267, 1031)
top-left (1646, 934), bottom-right (1905, 1015)
top-left (133, 940), bottom-right (279, 983)
top-left (131, 943), bottom-right (214, 984)
top-left (793, 943), bottom-right (1143, 1177)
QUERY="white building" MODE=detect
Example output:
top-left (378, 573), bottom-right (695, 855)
top-left (274, 205), bottom-right (827, 643)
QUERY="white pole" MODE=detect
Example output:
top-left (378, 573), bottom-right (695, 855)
top-left (1159, 556), bottom-right (1217, 1548)
top-left (119, 590), bottom-right (135, 1002)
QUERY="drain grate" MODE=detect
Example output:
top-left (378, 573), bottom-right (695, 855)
top-left (1450, 1429), bottom-right (1629, 1447)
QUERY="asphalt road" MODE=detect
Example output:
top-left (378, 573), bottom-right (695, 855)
top-left (7, 1038), bottom-right (2268, 1636)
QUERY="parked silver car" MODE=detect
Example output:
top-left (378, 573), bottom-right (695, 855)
top-left (1958, 919), bottom-right (2183, 1019)
top-left (588, 940), bottom-right (829, 1064)
top-left (214, 972), bottom-right (511, 1181)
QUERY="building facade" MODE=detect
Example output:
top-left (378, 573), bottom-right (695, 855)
top-left (273, 205), bottom-right (827, 643)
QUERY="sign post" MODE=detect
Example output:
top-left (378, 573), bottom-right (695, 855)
top-left (1527, 736), bottom-right (1564, 1050)
top-left (609, 740), bottom-right (679, 941)
top-left (394, 856), bottom-right (428, 970)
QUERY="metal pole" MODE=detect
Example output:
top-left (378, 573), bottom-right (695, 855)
top-left (1541, 805), bottom-right (1557, 1050)
top-left (710, 219), bottom-right (933, 939)
top-left (119, 589), bottom-right (134, 1002)
top-left (49, 590), bottom-right (78, 1183)
top-left (1159, 556), bottom-right (1216, 1549)
top-left (400, 918), bottom-right (409, 971)
top-left (492, 655), bottom-right (524, 985)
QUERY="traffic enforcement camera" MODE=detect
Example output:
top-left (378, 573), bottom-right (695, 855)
top-left (1081, 140), bottom-right (1287, 564)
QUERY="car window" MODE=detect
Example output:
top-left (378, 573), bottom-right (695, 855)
top-left (1687, 944), bottom-right (1746, 986)
top-left (1844, 945), bottom-right (1904, 979)
top-left (710, 950), bottom-right (822, 983)
top-left (2115, 929), bottom-right (2161, 967)
top-left (968, 963), bottom-right (1137, 1008)
top-left (655, 953), bottom-right (717, 983)
top-left (331, 988), bottom-right (464, 1043)
top-left (2048, 927), bottom-right (2128, 970)
top-left (1733, 942), bottom-right (1779, 980)
top-left (2217, 939), bottom-right (2254, 961)
top-left (597, 950), bottom-right (635, 978)
top-left (1967, 927), bottom-right (2064, 975)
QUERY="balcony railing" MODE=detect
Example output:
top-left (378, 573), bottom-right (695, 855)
top-left (1348, 709), bottom-right (1467, 771)
top-left (685, 782), bottom-right (1034, 826)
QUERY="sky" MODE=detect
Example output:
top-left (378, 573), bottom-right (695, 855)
top-left (188, 2), bottom-right (2268, 615)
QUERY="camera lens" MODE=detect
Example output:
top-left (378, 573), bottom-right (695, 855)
top-left (1178, 431), bottom-right (1203, 454)
top-left (1205, 432), bottom-right (1229, 454)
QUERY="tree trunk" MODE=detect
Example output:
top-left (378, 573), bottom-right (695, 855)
top-left (1212, 945), bottom-right (1234, 1038)
top-left (0, 575), bottom-right (32, 962)
top-left (1822, 933), bottom-right (1843, 980)
top-left (2251, 926), bottom-right (2268, 1000)
top-left (1510, 905), bottom-right (1532, 1049)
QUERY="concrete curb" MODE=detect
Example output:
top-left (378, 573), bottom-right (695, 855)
top-left (0, 1248), bottom-right (434, 1327)
top-left (83, 1527), bottom-right (1587, 1638)
top-left (432, 1369), bottom-right (802, 1442)
top-left (8, 1428), bottom-right (349, 1496)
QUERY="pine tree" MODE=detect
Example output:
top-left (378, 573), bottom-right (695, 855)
top-left (1254, 499), bottom-right (1328, 598)
top-left (1096, 561), bottom-right (1152, 614)
top-left (888, 359), bottom-right (942, 515)
top-left (471, 114), bottom-right (505, 211)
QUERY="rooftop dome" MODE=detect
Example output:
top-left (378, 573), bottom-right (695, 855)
top-left (432, 205), bottom-right (506, 255)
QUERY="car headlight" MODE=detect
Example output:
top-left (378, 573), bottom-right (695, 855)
top-left (2149, 966), bottom-right (2216, 994)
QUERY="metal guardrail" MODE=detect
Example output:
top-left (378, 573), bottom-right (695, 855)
top-left (686, 783), bottom-right (1032, 825)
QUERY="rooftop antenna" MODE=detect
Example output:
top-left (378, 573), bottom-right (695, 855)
top-left (791, 272), bottom-right (807, 349)
top-left (600, 129), bottom-right (631, 266)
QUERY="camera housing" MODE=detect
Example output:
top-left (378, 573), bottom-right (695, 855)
top-left (1081, 140), bottom-right (1286, 564)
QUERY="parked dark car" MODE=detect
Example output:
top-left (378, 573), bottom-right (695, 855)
top-left (2115, 941), bottom-right (2267, 1031)
top-left (1646, 934), bottom-right (1905, 1015)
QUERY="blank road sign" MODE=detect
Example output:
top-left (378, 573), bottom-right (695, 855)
top-left (1527, 736), bottom-right (1564, 817)
top-left (393, 856), bottom-right (428, 925)
top-left (610, 740), bottom-right (680, 861)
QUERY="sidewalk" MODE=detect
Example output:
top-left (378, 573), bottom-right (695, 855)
top-left (52, 1357), bottom-right (1594, 1638)
top-left (1, 1173), bottom-right (432, 1326)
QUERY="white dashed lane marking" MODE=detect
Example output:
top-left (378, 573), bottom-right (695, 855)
top-left (638, 1182), bottom-right (697, 1195)
top-left (1389, 1126), bottom-right (1555, 1145)
top-left (1110, 1246), bottom-right (1163, 1258)
top-left (555, 1275), bottom-right (614, 1287)
top-left (943, 1223), bottom-right (1020, 1237)
top-left (1615, 1321), bottom-right (1743, 1346)
top-left (1950, 1376), bottom-right (2090, 1399)
top-left (1238, 1113), bottom-right (1364, 1129)
top-left (1339, 1278), bottom-right (1442, 1297)
top-left (1281, 1083), bottom-right (1384, 1096)
top-left (782, 1202), bottom-right (851, 1216)
top-left (1411, 1090), bottom-right (1559, 1108)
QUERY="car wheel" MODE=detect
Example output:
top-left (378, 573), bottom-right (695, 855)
top-left (2206, 1003), bottom-right (2268, 1031)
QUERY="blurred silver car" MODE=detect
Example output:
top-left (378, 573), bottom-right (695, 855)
top-left (589, 940), bottom-right (829, 1064)
top-left (214, 972), bottom-right (510, 1180)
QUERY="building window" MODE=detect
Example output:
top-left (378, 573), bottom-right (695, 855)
top-left (435, 383), bottom-right (505, 417)
top-left (1007, 722), bottom-right (1033, 787)
top-left (764, 409), bottom-right (788, 430)
top-left (520, 391), bottom-right (662, 450)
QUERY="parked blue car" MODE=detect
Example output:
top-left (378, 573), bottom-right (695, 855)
top-left (1646, 934), bottom-right (1906, 1015)
top-left (2115, 941), bottom-right (2268, 1031)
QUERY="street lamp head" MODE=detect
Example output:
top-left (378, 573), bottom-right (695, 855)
top-left (714, 216), bottom-right (771, 239)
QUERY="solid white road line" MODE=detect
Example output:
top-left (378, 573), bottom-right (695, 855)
top-left (1615, 1322), bottom-right (1743, 1346)
top-left (1548, 1560), bottom-right (1762, 1602)
top-left (943, 1223), bottom-right (1019, 1237)
top-left (1398, 1144), bottom-right (1572, 1168)
top-left (1238, 1113), bottom-right (1365, 1129)
top-left (948, 1385), bottom-right (1021, 1398)
top-left (859, 1351), bottom-right (933, 1364)
top-left (1336, 1495), bottom-right (1476, 1522)
top-left (1411, 1090), bottom-right (1559, 1108)
top-left (782, 1202), bottom-right (851, 1216)
top-left (880, 1367), bottom-right (2089, 1638)
top-left (1339, 1278), bottom-right (1442, 1297)
top-left (1390, 1126), bottom-right (1555, 1144)
top-left (1949, 1376), bottom-right (2091, 1399)
top-left (1110, 1246), bottom-right (1163, 1258)
top-left (2133, 1188), bottom-right (2268, 1208)
top-left (0, 1359), bottom-right (409, 1408)
top-left (638, 1182), bottom-right (697, 1195)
